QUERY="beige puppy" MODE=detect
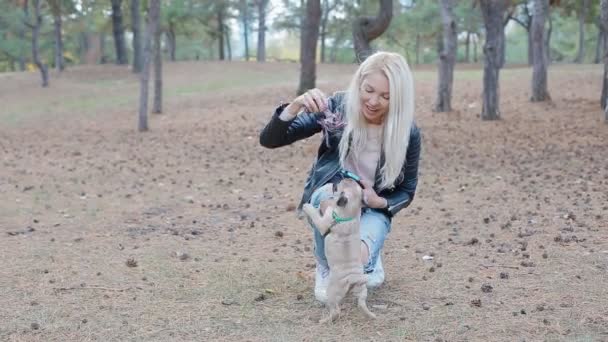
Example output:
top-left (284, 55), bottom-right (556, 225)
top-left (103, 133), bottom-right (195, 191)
top-left (302, 178), bottom-right (376, 323)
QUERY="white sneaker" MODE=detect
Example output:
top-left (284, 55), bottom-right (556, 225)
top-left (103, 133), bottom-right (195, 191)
top-left (366, 255), bottom-right (385, 289)
top-left (314, 263), bottom-right (330, 304)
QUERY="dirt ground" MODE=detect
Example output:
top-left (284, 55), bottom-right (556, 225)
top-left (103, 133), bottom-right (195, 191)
top-left (1, 61), bottom-right (607, 342)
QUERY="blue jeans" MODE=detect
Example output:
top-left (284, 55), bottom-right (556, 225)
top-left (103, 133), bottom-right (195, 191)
top-left (308, 185), bottom-right (391, 273)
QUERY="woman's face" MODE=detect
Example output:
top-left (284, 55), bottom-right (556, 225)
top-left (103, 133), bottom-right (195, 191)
top-left (360, 72), bottom-right (390, 125)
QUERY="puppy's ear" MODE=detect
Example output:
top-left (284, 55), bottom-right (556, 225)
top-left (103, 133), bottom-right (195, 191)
top-left (337, 194), bottom-right (348, 207)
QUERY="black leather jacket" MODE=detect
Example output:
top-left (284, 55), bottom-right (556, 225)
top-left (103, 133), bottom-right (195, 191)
top-left (259, 92), bottom-right (421, 219)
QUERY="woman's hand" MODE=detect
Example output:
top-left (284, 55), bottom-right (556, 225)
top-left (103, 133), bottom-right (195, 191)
top-left (360, 180), bottom-right (388, 209)
top-left (284, 88), bottom-right (328, 118)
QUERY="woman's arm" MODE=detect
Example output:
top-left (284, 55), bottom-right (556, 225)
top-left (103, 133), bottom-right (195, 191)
top-left (259, 89), bottom-right (343, 149)
top-left (259, 104), bottom-right (324, 148)
top-left (381, 125), bottom-right (421, 217)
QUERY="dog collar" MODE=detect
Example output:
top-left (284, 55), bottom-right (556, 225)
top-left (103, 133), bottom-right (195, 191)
top-left (332, 210), bottom-right (355, 224)
top-left (322, 211), bottom-right (356, 238)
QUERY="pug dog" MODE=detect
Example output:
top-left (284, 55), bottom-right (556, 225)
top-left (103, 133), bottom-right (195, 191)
top-left (302, 178), bottom-right (376, 323)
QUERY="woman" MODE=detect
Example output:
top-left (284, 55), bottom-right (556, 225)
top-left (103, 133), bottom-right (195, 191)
top-left (259, 51), bottom-right (421, 303)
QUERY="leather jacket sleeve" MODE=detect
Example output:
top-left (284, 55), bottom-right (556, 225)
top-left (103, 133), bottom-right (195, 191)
top-left (259, 103), bottom-right (324, 148)
top-left (381, 125), bottom-right (421, 217)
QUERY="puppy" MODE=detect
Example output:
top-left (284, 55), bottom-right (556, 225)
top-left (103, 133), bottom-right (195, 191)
top-left (302, 178), bottom-right (376, 323)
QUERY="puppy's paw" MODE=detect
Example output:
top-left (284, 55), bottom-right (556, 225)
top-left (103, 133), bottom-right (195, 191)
top-left (302, 203), bottom-right (316, 218)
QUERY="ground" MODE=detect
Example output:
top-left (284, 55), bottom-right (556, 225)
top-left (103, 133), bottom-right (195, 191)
top-left (0, 61), bottom-right (607, 342)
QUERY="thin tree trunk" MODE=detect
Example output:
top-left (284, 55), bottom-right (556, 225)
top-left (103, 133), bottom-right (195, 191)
top-left (111, 0), bottom-right (128, 65)
top-left (320, 0), bottom-right (329, 63)
top-left (131, 0), bottom-right (143, 72)
top-left (415, 33), bottom-right (420, 64)
top-left (241, 0), bottom-right (250, 61)
top-left (18, 0), bottom-right (28, 71)
top-left (138, 0), bottom-right (161, 131)
top-left (575, 0), bottom-right (590, 63)
top-left (297, 0), bottom-right (321, 95)
top-left (299, 0), bottom-right (305, 62)
top-left (600, 0), bottom-right (608, 116)
top-left (596, 21), bottom-right (604, 64)
top-left (218, 4), bottom-right (225, 60)
top-left (53, 12), bottom-right (64, 71)
top-left (256, 0), bottom-right (268, 62)
top-left (435, 0), bottom-right (457, 112)
top-left (100, 33), bottom-right (107, 63)
top-left (329, 26), bottom-right (344, 63)
top-left (473, 33), bottom-right (478, 62)
top-left (531, 0), bottom-right (550, 102)
top-left (465, 31), bottom-right (471, 63)
top-left (153, 22), bottom-right (162, 114)
top-left (527, 28), bottom-right (533, 65)
top-left (225, 27), bottom-right (232, 60)
top-left (353, 0), bottom-right (392, 62)
top-left (31, 0), bottom-right (48, 87)
top-left (545, 12), bottom-right (552, 64)
top-left (167, 24), bottom-right (176, 61)
top-left (479, 0), bottom-right (507, 120)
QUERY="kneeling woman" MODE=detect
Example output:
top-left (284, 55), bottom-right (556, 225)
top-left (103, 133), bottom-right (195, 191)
top-left (259, 51), bottom-right (421, 303)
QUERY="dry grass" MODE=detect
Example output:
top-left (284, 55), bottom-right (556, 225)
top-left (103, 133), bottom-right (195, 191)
top-left (1, 61), bottom-right (607, 341)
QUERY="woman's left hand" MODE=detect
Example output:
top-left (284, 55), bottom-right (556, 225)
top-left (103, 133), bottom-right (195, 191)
top-left (360, 180), bottom-right (388, 209)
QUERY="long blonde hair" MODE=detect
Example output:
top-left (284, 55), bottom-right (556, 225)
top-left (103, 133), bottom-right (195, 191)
top-left (338, 51), bottom-right (415, 190)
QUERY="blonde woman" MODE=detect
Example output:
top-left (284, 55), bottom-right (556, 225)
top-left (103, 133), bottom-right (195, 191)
top-left (260, 51), bottom-right (421, 303)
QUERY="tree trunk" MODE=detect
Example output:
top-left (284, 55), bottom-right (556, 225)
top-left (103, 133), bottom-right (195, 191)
top-left (167, 24), bottom-right (176, 61)
top-left (435, 0), bottom-right (457, 112)
top-left (299, 0), bottom-right (305, 62)
top-left (32, 0), bottom-right (48, 87)
top-left (465, 31), bottom-right (471, 63)
top-left (473, 33), bottom-right (478, 62)
top-left (329, 26), bottom-right (345, 63)
top-left (153, 21), bottom-right (162, 114)
top-left (600, 0), bottom-right (608, 117)
top-left (53, 11), bottom-right (64, 72)
top-left (531, 0), bottom-right (550, 102)
top-left (545, 12), bottom-right (552, 64)
top-left (225, 28), bottom-right (232, 61)
top-left (256, 0), bottom-right (268, 62)
top-left (18, 0), bottom-right (28, 71)
top-left (100, 33), bottom-right (107, 63)
top-left (320, 0), bottom-right (330, 63)
top-left (353, 0), bottom-right (393, 62)
top-left (241, 0), bottom-right (250, 61)
top-left (138, 0), bottom-right (161, 131)
top-left (527, 28), bottom-right (533, 65)
top-left (297, 0), bottom-right (321, 95)
top-left (111, 0), bottom-right (128, 65)
top-left (131, 0), bottom-right (143, 72)
top-left (217, 4), bottom-right (225, 61)
top-left (595, 21), bottom-right (604, 64)
top-left (479, 0), bottom-right (507, 120)
top-left (415, 33), bottom-right (420, 64)
top-left (575, 0), bottom-right (590, 63)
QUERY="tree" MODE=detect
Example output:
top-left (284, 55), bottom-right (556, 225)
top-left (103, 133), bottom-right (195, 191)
top-left (601, 0), bottom-right (608, 117)
top-left (506, 0), bottom-right (534, 65)
top-left (320, 0), bottom-right (340, 63)
top-left (138, 0), bottom-right (161, 131)
top-left (531, 0), bottom-right (551, 101)
top-left (48, 0), bottom-right (64, 71)
top-left (153, 3), bottom-right (162, 114)
top-left (239, 0), bottom-right (251, 60)
top-left (31, 0), bottom-right (48, 87)
top-left (479, 0), bottom-right (507, 120)
top-left (255, 0), bottom-right (268, 62)
top-left (131, 0), bottom-right (143, 72)
top-left (298, 0), bottom-right (321, 95)
top-left (353, 0), bottom-right (393, 61)
top-left (574, 0), bottom-right (590, 63)
top-left (435, 0), bottom-right (457, 112)
top-left (111, 0), bottom-right (128, 64)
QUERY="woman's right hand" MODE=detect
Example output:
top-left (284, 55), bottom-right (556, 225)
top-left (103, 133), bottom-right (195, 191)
top-left (284, 88), bottom-right (328, 118)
